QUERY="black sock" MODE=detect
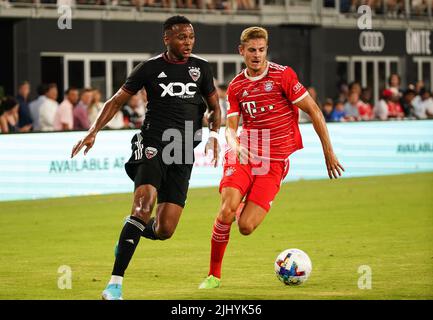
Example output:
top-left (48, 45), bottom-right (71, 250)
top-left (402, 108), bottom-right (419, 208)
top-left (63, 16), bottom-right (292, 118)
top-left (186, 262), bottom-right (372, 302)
top-left (142, 217), bottom-right (159, 240)
top-left (112, 216), bottom-right (144, 277)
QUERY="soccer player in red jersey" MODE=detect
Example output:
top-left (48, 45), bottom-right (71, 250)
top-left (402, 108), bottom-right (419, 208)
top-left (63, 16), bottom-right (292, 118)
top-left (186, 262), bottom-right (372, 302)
top-left (199, 26), bottom-right (345, 289)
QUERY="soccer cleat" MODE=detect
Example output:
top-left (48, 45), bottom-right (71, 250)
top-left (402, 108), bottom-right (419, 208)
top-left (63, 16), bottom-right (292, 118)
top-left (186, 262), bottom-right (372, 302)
top-left (102, 284), bottom-right (123, 300)
top-left (198, 275), bottom-right (221, 289)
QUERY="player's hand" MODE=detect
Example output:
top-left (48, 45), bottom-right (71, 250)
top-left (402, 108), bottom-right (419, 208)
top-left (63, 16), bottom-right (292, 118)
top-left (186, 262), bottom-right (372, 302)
top-left (234, 144), bottom-right (255, 164)
top-left (71, 132), bottom-right (96, 158)
top-left (205, 136), bottom-right (221, 167)
top-left (324, 151), bottom-right (345, 179)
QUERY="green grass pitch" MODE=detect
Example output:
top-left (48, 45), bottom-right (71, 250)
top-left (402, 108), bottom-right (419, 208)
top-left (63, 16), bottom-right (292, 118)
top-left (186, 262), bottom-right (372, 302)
top-left (0, 172), bottom-right (432, 300)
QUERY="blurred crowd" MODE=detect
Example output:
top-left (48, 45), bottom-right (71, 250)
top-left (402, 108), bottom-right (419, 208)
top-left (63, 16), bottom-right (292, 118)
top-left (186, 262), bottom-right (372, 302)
top-left (0, 82), bottom-right (147, 133)
top-left (300, 74), bottom-right (433, 123)
top-left (0, 0), bottom-right (258, 11)
top-left (325, 0), bottom-right (432, 17)
top-left (1, 74), bottom-right (432, 134)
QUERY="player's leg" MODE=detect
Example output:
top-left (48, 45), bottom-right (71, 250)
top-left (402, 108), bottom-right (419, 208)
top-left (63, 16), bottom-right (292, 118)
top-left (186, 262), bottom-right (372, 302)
top-left (103, 184), bottom-right (158, 300)
top-left (199, 160), bottom-right (252, 289)
top-left (103, 137), bottom-right (163, 300)
top-left (236, 201), bottom-right (267, 235)
top-left (142, 163), bottom-right (191, 240)
top-left (236, 160), bottom-right (290, 236)
top-left (199, 187), bottom-right (244, 289)
top-left (142, 202), bottom-right (183, 240)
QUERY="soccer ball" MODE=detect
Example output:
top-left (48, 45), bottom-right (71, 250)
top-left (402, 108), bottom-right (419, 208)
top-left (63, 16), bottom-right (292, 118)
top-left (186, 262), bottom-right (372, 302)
top-left (274, 248), bottom-right (312, 286)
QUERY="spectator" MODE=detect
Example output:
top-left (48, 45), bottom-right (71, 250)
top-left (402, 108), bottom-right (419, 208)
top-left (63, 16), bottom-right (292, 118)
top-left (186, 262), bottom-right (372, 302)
top-left (413, 88), bottom-right (433, 119)
top-left (348, 81), bottom-right (362, 96)
top-left (88, 88), bottom-right (104, 126)
top-left (400, 88), bottom-right (416, 118)
top-left (29, 83), bottom-right (49, 132)
top-left (387, 88), bottom-right (405, 119)
top-left (358, 87), bottom-right (374, 121)
top-left (122, 94), bottom-right (144, 129)
top-left (322, 98), bottom-right (334, 122)
top-left (337, 82), bottom-right (349, 103)
top-left (0, 96), bottom-right (19, 133)
top-left (54, 87), bottom-right (79, 131)
top-left (73, 88), bottom-right (92, 131)
top-left (39, 83), bottom-right (59, 132)
top-left (388, 73), bottom-right (403, 97)
top-left (16, 81), bottom-right (33, 132)
top-left (374, 88), bottom-right (404, 120)
top-left (343, 91), bottom-right (361, 121)
top-left (217, 83), bottom-right (228, 126)
top-left (331, 101), bottom-right (347, 122)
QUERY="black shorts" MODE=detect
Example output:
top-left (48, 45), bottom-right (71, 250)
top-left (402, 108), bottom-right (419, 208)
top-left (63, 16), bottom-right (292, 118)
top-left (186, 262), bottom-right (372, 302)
top-left (124, 133), bottom-right (193, 208)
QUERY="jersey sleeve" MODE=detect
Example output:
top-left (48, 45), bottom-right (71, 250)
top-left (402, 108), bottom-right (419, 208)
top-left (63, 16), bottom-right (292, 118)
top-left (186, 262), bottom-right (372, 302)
top-left (281, 67), bottom-right (308, 104)
top-left (122, 61), bottom-right (147, 95)
top-left (226, 84), bottom-right (240, 118)
top-left (200, 62), bottom-right (216, 97)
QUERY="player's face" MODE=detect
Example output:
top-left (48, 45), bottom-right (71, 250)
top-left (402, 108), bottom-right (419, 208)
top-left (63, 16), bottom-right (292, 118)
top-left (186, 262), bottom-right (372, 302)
top-left (164, 24), bottom-right (195, 61)
top-left (239, 38), bottom-right (268, 75)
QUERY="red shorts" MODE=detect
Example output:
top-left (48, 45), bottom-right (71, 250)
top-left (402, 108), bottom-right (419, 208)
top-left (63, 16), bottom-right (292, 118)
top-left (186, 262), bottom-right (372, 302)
top-left (219, 152), bottom-right (290, 212)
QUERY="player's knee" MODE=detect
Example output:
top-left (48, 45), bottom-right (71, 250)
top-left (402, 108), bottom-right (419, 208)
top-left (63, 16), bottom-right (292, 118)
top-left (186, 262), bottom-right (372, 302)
top-left (132, 194), bottom-right (155, 222)
top-left (219, 203), bottom-right (237, 223)
top-left (238, 222), bottom-right (255, 236)
top-left (132, 202), bottom-right (152, 221)
top-left (155, 222), bottom-right (175, 240)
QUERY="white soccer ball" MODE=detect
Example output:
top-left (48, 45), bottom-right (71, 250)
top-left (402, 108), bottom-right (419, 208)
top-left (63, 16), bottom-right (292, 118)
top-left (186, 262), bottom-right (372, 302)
top-left (274, 248), bottom-right (312, 286)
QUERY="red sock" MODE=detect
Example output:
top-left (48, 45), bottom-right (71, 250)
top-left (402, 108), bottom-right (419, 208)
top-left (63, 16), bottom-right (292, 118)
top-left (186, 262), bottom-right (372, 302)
top-left (208, 218), bottom-right (232, 279)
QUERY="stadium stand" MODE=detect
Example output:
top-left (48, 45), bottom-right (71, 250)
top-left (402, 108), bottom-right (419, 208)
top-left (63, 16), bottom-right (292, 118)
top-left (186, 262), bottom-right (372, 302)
top-left (0, 0), bottom-right (432, 132)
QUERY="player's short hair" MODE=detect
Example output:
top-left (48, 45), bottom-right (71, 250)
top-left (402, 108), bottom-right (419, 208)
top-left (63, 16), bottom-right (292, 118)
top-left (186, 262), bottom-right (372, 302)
top-left (240, 27), bottom-right (268, 45)
top-left (163, 15), bottom-right (192, 33)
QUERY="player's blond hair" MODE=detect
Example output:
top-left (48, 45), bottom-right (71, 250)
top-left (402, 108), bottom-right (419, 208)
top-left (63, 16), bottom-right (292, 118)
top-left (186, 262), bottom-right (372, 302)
top-left (240, 27), bottom-right (268, 45)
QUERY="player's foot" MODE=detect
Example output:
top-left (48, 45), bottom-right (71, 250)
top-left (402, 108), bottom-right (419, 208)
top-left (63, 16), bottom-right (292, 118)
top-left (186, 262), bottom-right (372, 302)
top-left (198, 275), bottom-right (221, 289)
top-left (102, 284), bottom-right (123, 300)
top-left (235, 201), bottom-right (245, 222)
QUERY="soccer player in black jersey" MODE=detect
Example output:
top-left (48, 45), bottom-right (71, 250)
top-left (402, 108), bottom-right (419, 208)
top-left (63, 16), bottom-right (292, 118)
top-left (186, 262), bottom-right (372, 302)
top-left (71, 16), bottom-right (221, 300)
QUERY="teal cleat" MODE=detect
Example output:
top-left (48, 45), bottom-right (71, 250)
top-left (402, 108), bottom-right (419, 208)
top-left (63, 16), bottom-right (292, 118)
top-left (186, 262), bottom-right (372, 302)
top-left (198, 275), bottom-right (221, 289)
top-left (102, 284), bottom-right (123, 300)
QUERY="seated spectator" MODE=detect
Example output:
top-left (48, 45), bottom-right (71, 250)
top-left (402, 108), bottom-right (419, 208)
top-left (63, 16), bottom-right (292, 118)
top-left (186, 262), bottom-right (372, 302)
top-left (413, 88), bottom-right (433, 119)
top-left (374, 89), bottom-right (404, 120)
top-left (400, 88), bottom-right (416, 118)
top-left (358, 87), bottom-right (374, 120)
top-left (16, 81), bottom-right (33, 132)
top-left (73, 88), bottom-right (93, 131)
top-left (322, 98), bottom-right (334, 122)
top-left (122, 94), bottom-right (144, 129)
top-left (88, 88), bottom-right (104, 126)
top-left (54, 87), bottom-right (79, 131)
top-left (337, 81), bottom-right (349, 104)
top-left (343, 91), bottom-right (361, 121)
top-left (331, 101), bottom-right (347, 122)
top-left (387, 88), bottom-right (405, 119)
top-left (388, 73), bottom-right (403, 97)
top-left (348, 81), bottom-right (362, 96)
top-left (0, 96), bottom-right (20, 133)
top-left (39, 83), bottom-right (59, 132)
top-left (217, 83), bottom-right (228, 126)
top-left (29, 83), bottom-right (49, 132)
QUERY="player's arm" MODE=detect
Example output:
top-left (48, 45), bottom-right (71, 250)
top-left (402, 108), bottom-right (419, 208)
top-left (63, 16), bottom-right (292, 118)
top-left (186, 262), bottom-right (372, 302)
top-left (204, 92), bottom-right (222, 167)
top-left (71, 88), bottom-right (132, 158)
top-left (295, 95), bottom-right (345, 179)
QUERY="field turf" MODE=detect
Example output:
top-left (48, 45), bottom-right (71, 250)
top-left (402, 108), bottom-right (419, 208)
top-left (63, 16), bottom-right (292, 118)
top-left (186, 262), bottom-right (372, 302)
top-left (0, 172), bottom-right (432, 300)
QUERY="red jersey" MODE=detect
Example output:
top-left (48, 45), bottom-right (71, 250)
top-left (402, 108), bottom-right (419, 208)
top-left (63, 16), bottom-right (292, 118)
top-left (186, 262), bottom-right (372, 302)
top-left (226, 62), bottom-right (308, 161)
